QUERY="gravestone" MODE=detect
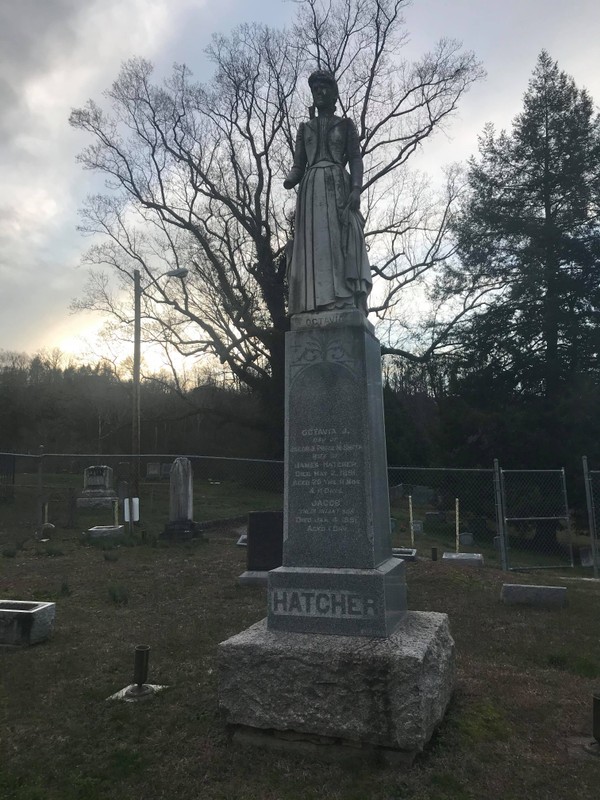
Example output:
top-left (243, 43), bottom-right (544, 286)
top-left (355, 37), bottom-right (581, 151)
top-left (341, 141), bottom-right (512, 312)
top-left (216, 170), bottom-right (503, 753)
top-left (161, 458), bottom-right (197, 539)
top-left (146, 462), bottom-right (160, 479)
top-left (218, 69), bottom-right (454, 761)
top-left (220, 311), bottom-right (455, 757)
top-left (160, 463), bottom-right (172, 479)
top-left (267, 310), bottom-right (406, 636)
top-left (76, 465), bottom-right (118, 509)
top-left (238, 511), bottom-right (284, 585)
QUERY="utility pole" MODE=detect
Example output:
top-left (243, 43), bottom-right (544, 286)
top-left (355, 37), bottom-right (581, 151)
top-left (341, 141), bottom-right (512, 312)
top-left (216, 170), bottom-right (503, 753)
top-left (132, 269), bottom-right (141, 501)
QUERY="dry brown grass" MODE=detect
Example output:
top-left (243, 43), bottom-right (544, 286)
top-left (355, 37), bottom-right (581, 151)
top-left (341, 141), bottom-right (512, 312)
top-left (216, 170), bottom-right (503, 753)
top-left (1, 526), bottom-right (600, 800)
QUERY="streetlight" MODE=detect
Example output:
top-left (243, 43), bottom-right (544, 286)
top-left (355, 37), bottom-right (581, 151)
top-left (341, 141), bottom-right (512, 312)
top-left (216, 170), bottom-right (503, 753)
top-left (131, 267), bottom-right (189, 501)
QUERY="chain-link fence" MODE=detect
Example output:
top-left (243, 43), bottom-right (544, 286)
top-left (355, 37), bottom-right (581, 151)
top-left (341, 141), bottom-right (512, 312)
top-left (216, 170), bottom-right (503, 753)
top-left (0, 452), bottom-right (284, 546)
top-left (582, 456), bottom-right (600, 579)
top-left (388, 466), bottom-right (500, 566)
top-left (1, 451), bottom-right (597, 574)
top-left (496, 466), bottom-right (574, 571)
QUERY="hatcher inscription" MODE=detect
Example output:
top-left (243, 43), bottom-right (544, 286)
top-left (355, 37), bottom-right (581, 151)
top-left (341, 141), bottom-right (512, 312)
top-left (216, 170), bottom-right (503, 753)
top-left (289, 426), bottom-right (363, 532)
top-left (271, 588), bottom-right (378, 618)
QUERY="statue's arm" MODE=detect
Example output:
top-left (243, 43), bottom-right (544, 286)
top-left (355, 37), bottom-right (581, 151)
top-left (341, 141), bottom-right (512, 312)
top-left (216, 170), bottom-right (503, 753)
top-left (284, 123), bottom-right (307, 190)
top-left (346, 120), bottom-right (363, 211)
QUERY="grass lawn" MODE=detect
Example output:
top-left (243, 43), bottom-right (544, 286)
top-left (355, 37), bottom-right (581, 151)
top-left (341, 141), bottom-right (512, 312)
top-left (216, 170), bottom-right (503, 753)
top-left (1, 521), bottom-right (600, 799)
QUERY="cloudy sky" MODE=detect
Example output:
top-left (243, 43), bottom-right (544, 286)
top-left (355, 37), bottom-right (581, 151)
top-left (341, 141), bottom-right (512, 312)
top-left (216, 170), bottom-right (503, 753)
top-left (1, 0), bottom-right (599, 361)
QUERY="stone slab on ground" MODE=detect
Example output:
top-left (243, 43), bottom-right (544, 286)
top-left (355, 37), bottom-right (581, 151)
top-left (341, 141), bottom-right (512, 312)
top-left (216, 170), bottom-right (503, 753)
top-left (0, 600), bottom-right (56, 646)
top-left (442, 552), bottom-right (484, 567)
top-left (392, 547), bottom-right (418, 562)
top-left (238, 570), bottom-right (269, 586)
top-left (501, 583), bottom-right (567, 608)
top-left (218, 611), bottom-right (455, 754)
top-left (87, 525), bottom-right (125, 538)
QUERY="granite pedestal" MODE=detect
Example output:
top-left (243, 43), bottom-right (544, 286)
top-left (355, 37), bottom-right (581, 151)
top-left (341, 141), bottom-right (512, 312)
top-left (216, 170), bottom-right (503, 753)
top-left (267, 310), bottom-right (406, 636)
top-left (219, 612), bottom-right (455, 756)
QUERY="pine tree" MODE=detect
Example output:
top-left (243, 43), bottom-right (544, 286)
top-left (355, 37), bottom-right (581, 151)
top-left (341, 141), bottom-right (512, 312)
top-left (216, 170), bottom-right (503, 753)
top-left (448, 51), bottom-right (600, 404)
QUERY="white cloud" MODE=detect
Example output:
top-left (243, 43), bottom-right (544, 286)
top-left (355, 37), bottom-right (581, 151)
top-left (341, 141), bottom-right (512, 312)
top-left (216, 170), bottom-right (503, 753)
top-left (1, 0), bottom-right (600, 359)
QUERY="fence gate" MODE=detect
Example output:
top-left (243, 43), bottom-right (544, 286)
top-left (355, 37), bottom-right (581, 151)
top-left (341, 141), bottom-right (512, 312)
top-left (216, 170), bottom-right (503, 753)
top-left (582, 456), bottom-right (600, 579)
top-left (498, 467), bottom-right (574, 571)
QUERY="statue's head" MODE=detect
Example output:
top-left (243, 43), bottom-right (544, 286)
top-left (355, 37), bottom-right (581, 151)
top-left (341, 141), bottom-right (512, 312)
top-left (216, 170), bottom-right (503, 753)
top-left (308, 69), bottom-right (338, 112)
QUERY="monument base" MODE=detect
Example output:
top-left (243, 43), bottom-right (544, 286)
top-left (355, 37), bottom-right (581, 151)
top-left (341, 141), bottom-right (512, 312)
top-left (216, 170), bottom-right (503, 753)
top-left (267, 557), bottom-right (407, 637)
top-left (218, 612), bottom-right (455, 754)
top-left (76, 491), bottom-right (118, 509)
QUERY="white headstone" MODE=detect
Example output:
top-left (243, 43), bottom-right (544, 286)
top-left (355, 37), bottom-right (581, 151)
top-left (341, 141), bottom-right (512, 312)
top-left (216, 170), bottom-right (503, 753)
top-left (169, 458), bottom-right (193, 522)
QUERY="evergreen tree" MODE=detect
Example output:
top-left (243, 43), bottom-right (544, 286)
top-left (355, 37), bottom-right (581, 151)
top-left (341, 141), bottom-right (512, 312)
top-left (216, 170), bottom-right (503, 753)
top-left (446, 51), bottom-right (600, 406)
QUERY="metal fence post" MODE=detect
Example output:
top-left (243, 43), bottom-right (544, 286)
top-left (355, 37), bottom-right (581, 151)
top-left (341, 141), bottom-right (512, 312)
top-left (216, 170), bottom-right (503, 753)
top-left (583, 456), bottom-right (599, 580)
top-left (561, 467), bottom-right (575, 568)
top-left (37, 445), bottom-right (45, 529)
top-left (493, 459), bottom-right (508, 571)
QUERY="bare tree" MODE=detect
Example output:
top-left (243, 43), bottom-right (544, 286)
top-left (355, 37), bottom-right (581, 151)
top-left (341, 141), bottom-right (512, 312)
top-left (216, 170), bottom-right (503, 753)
top-left (70, 0), bottom-right (483, 449)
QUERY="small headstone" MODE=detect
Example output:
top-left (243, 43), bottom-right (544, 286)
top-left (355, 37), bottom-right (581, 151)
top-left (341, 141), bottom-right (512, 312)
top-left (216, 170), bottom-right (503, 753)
top-left (238, 511), bottom-right (283, 585)
top-left (442, 552), bottom-right (484, 567)
top-left (160, 463), bottom-right (172, 479)
top-left (459, 532), bottom-right (474, 547)
top-left (411, 520), bottom-right (423, 535)
top-left (146, 462), bottom-right (160, 479)
top-left (236, 534), bottom-right (248, 547)
top-left (161, 458), bottom-right (197, 540)
top-left (77, 465), bottom-right (118, 508)
top-left (501, 584), bottom-right (567, 608)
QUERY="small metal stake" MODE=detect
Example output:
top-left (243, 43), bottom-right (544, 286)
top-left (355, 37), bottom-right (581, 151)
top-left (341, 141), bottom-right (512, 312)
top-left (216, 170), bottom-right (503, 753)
top-left (124, 645), bottom-right (153, 699)
top-left (431, 547), bottom-right (438, 561)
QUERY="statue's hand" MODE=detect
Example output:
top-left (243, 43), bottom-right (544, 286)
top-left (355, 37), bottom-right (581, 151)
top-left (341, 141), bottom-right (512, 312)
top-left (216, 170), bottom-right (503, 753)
top-left (348, 187), bottom-right (361, 212)
top-left (283, 177), bottom-right (296, 190)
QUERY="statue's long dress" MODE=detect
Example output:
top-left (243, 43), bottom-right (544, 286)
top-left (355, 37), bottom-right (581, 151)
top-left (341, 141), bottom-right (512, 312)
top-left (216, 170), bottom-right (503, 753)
top-left (287, 116), bottom-right (371, 315)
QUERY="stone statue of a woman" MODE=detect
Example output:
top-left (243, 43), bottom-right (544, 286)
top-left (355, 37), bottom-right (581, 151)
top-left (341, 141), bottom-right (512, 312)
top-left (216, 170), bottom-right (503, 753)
top-left (284, 70), bottom-right (372, 316)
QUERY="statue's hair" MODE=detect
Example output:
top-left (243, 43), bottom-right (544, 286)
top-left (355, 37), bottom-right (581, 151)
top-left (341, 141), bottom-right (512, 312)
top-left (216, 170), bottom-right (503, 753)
top-left (308, 69), bottom-right (339, 99)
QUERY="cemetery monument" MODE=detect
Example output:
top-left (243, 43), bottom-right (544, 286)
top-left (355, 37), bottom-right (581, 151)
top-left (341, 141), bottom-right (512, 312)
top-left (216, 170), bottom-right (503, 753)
top-left (218, 70), bottom-right (454, 760)
top-left (161, 457), bottom-right (197, 539)
top-left (76, 465), bottom-right (118, 509)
